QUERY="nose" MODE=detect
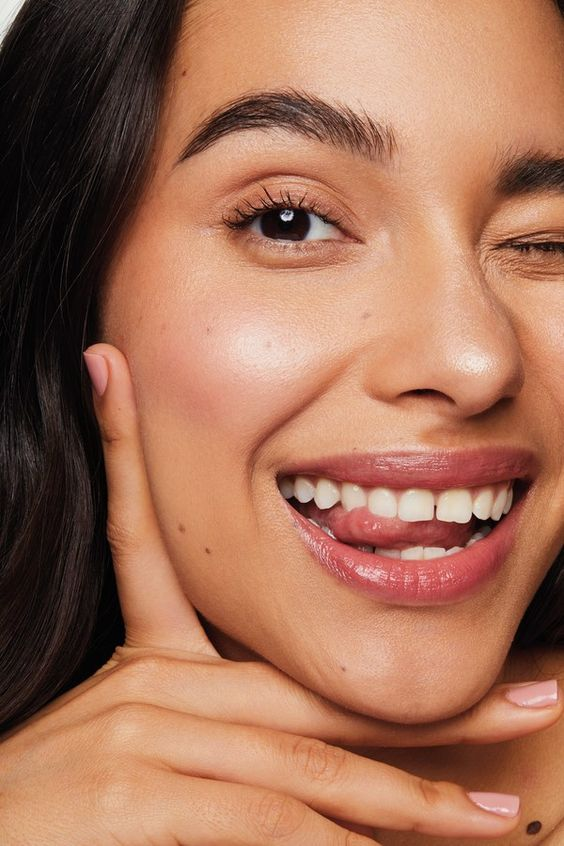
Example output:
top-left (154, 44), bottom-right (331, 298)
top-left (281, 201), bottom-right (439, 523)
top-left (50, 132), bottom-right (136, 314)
top-left (361, 237), bottom-right (525, 419)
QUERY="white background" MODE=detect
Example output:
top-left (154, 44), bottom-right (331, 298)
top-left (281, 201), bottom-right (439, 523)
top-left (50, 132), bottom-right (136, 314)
top-left (0, 0), bottom-right (25, 39)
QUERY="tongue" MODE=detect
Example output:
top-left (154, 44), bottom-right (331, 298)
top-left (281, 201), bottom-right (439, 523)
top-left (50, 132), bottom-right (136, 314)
top-left (302, 503), bottom-right (476, 549)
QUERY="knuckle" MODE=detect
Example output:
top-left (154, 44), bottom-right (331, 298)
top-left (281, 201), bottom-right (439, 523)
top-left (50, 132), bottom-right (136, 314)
top-left (97, 416), bottom-right (123, 447)
top-left (115, 654), bottom-right (167, 697)
top-left (105, 519), bottom-right (141, 556)
top-left (248, 791), bottom-right (308, 840)
top-left (413, 777), bottom-right (448, 811)
top-left (99, 702), bottom-right (154, 750)
top-left (92, 766), bottom-right (142, 817)
top-left (289, 736), bottom-right (348, 786)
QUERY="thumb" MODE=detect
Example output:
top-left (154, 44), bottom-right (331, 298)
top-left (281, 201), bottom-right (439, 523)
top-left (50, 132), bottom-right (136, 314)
top-left (83, 343), bottom-right (218, 657)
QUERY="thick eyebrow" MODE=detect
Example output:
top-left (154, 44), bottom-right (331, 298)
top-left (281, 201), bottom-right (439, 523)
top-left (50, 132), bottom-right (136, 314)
top-left (497, 151), bottom-right (564, 196)
top-left (175, 88), bottom-right (398, 166)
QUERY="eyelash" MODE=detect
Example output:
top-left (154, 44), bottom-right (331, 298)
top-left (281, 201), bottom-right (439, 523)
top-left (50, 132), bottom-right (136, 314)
top-left (222, 185), bottom-right (346, 239)
top-left (508, 241), bottom-right (564, 254)
top-left (222, 186), bottom-right (564, 265)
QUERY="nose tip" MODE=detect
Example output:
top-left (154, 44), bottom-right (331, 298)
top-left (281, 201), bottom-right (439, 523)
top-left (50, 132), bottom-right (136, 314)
top-left (361, 273), bottom-right (525, 419)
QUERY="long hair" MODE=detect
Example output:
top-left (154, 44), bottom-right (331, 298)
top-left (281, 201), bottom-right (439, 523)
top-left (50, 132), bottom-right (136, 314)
top-left (0, 0), bottom-right (187, 734)
top-left (0, 0), bottom-right (562, 736)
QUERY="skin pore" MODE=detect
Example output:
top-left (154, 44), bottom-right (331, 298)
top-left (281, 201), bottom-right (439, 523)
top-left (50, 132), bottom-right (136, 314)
top-left (99, 0), bottom-right (564, 839)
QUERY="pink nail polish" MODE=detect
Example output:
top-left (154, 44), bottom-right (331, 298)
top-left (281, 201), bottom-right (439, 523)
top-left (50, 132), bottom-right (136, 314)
top-left (83, 352), bottom-right (109, 397)
top-left (467, 792), bottom-right (520, 818)
top-left (504, 680), bottom-right (559, 708)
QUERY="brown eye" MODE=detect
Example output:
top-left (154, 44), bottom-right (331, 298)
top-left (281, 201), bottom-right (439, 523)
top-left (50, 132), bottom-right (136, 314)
top-left (248, 206), bottom-right (341, 242)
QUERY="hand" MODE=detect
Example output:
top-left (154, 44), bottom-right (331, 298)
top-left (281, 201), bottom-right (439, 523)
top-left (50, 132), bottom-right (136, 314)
top-left (0, 343), bottom-right (560, 845)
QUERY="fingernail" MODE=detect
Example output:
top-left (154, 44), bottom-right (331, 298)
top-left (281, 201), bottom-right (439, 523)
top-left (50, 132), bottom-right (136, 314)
top-left (504, 679), bottom-right (559, 708)
top-left (467, 792), bottom-right (520, 818)
top-left (83, 352), bottom-right (109, 398)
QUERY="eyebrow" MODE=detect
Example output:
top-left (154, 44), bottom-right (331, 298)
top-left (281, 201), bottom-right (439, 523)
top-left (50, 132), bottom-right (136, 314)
top-left (175, 88), bottom-right (398, 166)
top-left (175, 89), bottom-right (564, 201)
top-left (496, 151), bottom-right (564, 196)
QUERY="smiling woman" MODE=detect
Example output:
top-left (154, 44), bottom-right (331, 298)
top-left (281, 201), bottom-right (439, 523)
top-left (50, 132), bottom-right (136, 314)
top-left (0, 1), bottom-right (563, 844)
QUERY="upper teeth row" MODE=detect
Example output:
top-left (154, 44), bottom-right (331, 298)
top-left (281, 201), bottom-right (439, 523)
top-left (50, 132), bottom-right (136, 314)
top-left (279, 475), bottom-right (514, 523)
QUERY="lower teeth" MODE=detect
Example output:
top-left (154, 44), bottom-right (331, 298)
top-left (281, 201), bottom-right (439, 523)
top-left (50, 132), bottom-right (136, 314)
top-left (307, 519), bottom-right (492, 559)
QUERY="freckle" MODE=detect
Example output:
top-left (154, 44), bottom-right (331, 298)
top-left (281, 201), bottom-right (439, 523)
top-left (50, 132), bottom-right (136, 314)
top-left (206, 326), bottom-right (211, 335)
top-left (361, 310), bottom-right (372, 320)
top-left (181, 69), bottom-right (187, 77)
top-left (178, 522), bottom-right (186, 533)
top-left (340, 665), bottom-right (347, 672)
top-left (205, 547), bottom-right (211, 554)
top-left (526, 821), bottom-right (542, 835)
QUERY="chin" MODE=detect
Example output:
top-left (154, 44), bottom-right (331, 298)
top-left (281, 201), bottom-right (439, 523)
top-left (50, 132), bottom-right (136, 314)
top-left (331, 675), bottom-right (490, 725)
top-left (295, 641), bottom-right (506, 726)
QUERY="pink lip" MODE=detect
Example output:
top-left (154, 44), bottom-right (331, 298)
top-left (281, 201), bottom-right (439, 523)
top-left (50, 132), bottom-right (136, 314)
top-left (286, 492), bottom-right (527, 605)
top-left (280, 446), bottom-right (538, 489)
top-left (279, 446), bottom-right (537, 606)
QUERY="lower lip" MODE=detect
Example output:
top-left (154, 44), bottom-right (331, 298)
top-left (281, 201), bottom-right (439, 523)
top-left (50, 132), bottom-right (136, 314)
top-left (284, 491), bottom-right (526, 606)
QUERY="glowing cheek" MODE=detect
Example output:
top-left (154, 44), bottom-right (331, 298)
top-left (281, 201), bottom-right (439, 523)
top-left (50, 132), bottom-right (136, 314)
top-left (147, 305), bottom-right (325, 438)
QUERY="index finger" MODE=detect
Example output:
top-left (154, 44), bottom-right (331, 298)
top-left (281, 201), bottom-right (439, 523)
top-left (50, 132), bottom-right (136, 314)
top-left (83, 343), bottom-right (218, 657)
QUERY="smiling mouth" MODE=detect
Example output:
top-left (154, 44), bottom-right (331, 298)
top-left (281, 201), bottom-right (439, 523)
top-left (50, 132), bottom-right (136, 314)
top-left (277, 474), bottom-right (520, 560)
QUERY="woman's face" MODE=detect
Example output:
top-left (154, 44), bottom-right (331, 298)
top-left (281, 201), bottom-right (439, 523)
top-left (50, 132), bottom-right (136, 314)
top-left (101, 0), bottom-right (564, 723)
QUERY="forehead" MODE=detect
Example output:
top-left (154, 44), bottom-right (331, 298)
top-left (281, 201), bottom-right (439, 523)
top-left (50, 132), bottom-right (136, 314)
top-left (161, 0), bottom-right (564, 170)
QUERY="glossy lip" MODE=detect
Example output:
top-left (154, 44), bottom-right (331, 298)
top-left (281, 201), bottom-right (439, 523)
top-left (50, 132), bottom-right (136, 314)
top-left (284, 487), bottom-right (528, 605)
top-left (277, 444), bottom-right (538, 606)
top-left (279, 446), bottom-right (538, 489)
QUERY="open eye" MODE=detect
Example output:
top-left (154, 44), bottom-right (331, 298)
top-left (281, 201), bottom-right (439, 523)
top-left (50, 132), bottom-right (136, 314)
top-left (222, 187), bottom-right (349, 247)
top-left (245, 205), bottom-right (342, 242)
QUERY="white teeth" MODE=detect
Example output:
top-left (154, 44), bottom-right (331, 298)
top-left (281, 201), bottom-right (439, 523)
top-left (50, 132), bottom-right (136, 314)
top-left (444, 546), bottom-right (464, 556)
top-left (314, 478), bottom-right (340, 509)
top-left (401, 546), bottom-right (424, 560)
top-left (435, 488), bottom-right (473, 524)
top-left (368, 487), bottom-right (398, 518)
top-left (472, 487), bottom-right (494, 520)
top-left (423, 547), bottom-right (448, 559)
top-left (398, 489), bottom-right (435, 522)
top-left (374, 548), bottom-right (401, 558)
top-left (294, 476), bottom-right (315, 503)
top-left (279, 478), bottom-right (295, 500)
top-left (281, 475), bottom-right (516, 524)
top-left (491, 486), bottom-right (509, 521)
top-left (341, 482), bottom-right (368, 511)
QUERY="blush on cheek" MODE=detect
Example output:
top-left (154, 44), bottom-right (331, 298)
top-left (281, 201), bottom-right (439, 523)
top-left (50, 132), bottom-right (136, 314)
top-left (137, 304), bottom-right (327, 440)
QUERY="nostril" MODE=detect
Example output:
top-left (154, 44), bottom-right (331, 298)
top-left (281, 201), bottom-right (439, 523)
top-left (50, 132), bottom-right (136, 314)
top-left (405, 388), bottom-right (454, 401)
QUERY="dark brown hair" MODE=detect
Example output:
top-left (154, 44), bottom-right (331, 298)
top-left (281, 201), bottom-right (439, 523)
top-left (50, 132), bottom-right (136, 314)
top-left (0, 0), bottom-right (562, 736)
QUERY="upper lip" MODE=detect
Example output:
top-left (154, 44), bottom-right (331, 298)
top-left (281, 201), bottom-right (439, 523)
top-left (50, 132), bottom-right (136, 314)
top-left (279, 447), bottom-right (539, 489)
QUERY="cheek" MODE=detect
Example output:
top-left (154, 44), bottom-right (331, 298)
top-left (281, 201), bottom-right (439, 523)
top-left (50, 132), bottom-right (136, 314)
top-left (523, 295), bottom-right (564, 411)
top-left (131, 292), bottom-right (333, 445)
top-left (101, 219), bottom-right (339, 443)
